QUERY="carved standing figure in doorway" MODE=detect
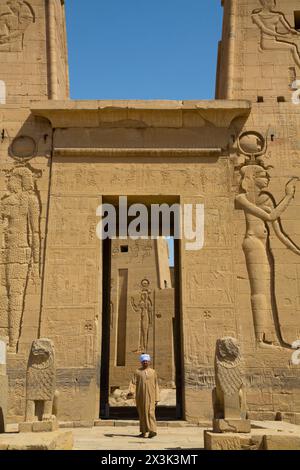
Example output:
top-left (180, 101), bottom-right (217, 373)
top-left (1, 166), bottom-right (41, 352)
top-left (235, 132), bottom-right (300, 348)
top-left (252, 0), bottom-right (300, 68)
top-left (131, 279), bottom-right (153, 352)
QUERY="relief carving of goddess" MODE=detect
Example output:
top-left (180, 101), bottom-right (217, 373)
top-left (131, 279), bottom-right (153, 353)
top-left (235, 132), bottom-right (300, 348)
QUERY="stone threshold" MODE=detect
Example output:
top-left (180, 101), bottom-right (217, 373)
top-left (58, 420), bottom-right (208, 429)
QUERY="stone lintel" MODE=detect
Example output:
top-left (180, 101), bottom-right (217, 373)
top-left (31, 99), bottom-right (251, 128)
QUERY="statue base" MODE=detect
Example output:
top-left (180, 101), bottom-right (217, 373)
top-left (204, 430), bottom-right (253, 450)
top-left (19, 419), bottom-right (58, 433)
top-left (213, 418), bottom-right (251, 434)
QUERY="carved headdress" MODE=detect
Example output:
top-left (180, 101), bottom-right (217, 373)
top-left (237, 130), bottom-right (270, 168)
top-left (236, 130), bottom-right (273, 200)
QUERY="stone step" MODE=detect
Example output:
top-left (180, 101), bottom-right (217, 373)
top-left (59, 419), bottom-right (203, 429)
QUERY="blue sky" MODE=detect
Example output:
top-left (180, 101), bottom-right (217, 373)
top-left (65, 0), bottom-right (223, 101)
top-left (65, 1), bottom-right (223, 266)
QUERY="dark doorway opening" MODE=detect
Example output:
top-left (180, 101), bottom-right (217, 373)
top-left (100, 197), bottom-right (183, 420)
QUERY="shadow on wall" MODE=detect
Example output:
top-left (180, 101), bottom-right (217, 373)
top-left (0, 407), bottom-right (4, 433)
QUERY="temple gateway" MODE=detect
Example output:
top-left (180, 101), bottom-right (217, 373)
top-left (0, 0), bottom-right (300, 426)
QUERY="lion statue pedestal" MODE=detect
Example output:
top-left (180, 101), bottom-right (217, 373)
top-left (205, 337), bottom-right (251, 450)
top-left (212, 337), bottom-right (251, 434)
top-left (19, 339), bottom-right (59, 433)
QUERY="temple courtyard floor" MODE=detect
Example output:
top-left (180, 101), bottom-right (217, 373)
top-left (1, 421), bottom-right (300, 450)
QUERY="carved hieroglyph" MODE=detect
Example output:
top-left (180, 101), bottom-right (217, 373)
top-left (213, 337), bottom-right (246, 420)
top-left (235, 132), bottom-right (300, 348)
top-left (0, 1), bottom-right (35, 52)
top-left (25, 339), bottom-right (58, 423)
top-left (252, 0), bottom-right (300, 68)
top-left (0, 166), bottom-right (41, 352)
top-left (131, 279), bottom-right (153, 353)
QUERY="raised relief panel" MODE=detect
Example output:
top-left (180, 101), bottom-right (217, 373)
top-left (0, 1), bottom-right (35, 52)
top-left (186, 253), bottom-right (234, 308)
top-left (252, 0), bottom-right (300, 68)
top-left (235, 131), bottom-right (300, 348)
top-left (131, 279), bottom-right (153, 354)
top-left (1, 165), bottom-right (41, 352)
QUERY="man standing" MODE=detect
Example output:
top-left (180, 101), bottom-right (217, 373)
top-left (128, 354), bottom-right (160, 438)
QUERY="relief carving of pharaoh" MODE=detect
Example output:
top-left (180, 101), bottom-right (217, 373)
top-left (235, 132), bottom-right (300, 349)
top-left (252, 0), bottom-right (300, 68)
top-left (0, 0), bottom-right (35, 52)
top-left (0, 166), bottom-right (41, 352)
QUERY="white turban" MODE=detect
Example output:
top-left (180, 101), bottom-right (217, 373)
top-left (140, 354), bottom-right (151, 362)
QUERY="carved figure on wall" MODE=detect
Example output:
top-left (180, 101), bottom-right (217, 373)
top-left (0, 1), bottom-right (35, 52)
top-left (252, 0), bottom-right (300, 68)
top-left (110, 278), bottom-right (115, 329)
top-left (131, 279), bottom-right (153, 352)
top-left (235, 132), bottom-right (300, 348)
top-left (0, 166), bottom-right (41, 352)
top-left (25, 339), bottom-right (58, 423)
top-left (213, 337), bottom-right (246, 419)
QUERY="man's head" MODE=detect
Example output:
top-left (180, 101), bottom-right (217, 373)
top-left (140, 353), bottom-right (151, 369)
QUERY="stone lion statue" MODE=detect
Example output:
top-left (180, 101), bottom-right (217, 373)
top-left (25, 339), bottom-right (58, 422)
top-left (213, 337), bottom-right (246, 420)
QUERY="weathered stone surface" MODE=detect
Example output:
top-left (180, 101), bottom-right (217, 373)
top-left (276, 412), bottom-right (300, 425)
top-left (94, 420), bottom-right (115, 427)
top-left (263, 435), bottom-right (300, 451)
top-left (18, 422), bottom-right (34, 434)
top-left (32, 420), bottom-right (58, 433)
top-left (0, 431), bottom-right (73, 450)
top-left (213, 419), bottom-right (251, 434)
top-left (204, 430), bottom-right (251, 451)
top-left (248, 412), bottom-right (277, 422)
